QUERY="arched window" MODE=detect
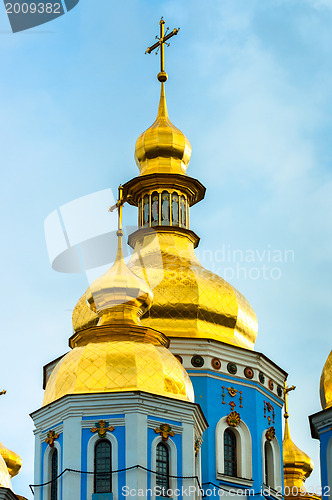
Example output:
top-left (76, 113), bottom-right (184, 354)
top-left (161, 191), bottom-right (170, 225)
top-left (156, 442), bottom-right (169, 496)
top-left (264, 441), bottom-right (274, 486)
top-left (171, 193), bottom-right (179, 226)
top-left (180, 196), bottom-right (186, 228)
top-left (94, 439), bottom-right (112, 493)
top-left (151, 192), bottom-right (159, 226)
top-left (224, 429), bottom-right (237, 477)
top-left (143, 195), bottom-right (150, 227)
top-left (50, 448), bottom-right (58, 500)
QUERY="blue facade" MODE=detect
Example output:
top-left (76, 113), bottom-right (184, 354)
top-left (188, 368), bottom-right (284, 498)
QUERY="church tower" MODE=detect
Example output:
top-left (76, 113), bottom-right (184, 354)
top-left (309, 350), bottom-right (332, 497)
top-left (32, 18), bottom-right (289, 500)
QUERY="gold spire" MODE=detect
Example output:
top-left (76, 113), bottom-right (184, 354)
top-left (136, 19), bottom-right (191, 176)
top-left (283, 383), bottom-right (317, 499)
top-left (134, 82), bottom-right (192, 176)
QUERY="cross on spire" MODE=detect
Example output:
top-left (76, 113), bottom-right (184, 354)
top-left (108, 185), bottom-right (131, 234)
top-left (0, 390), bottom-right (6, 396)
top-left (145, 17), bottom-right (180, 83)
top-left (284, 382), bottom-right (296, 420)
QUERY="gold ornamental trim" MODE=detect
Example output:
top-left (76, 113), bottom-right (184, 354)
top-left (226, 411), bottom-right (241, 427)
top-left (154, 423), bottom-right (175, 441)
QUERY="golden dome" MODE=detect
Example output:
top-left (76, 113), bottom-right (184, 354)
top-left (0, 442), bottom-right (22, 478)
top-left (135, 83), bottom-right (192, 176)
top-left (73, 230), bottom-right (258, 349)
top-left (320, 349), bottom-right (332, 409)
top-left (283, 418), bottom-right (314, 493)
top-left (43, 338), bottom-right (194, 406)
top-left (0, 453), bottom-right (12, 490)
top-left (86, 230), bottom-right (153, 327)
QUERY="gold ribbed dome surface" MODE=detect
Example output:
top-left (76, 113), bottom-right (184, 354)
top-left (0, 452), bottom-right (12, 490)
top-left (0, 442), bottom-right (22, 478)
top-left (43, 339), bottom-right (194, 406)
top-left (135, 83), bottom-right (192, 176)
top-left (73, 231), bottom-right (257, 349)
top-left (320, 349), bottom-right (332, 409)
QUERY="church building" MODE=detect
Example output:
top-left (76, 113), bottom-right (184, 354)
top-left (1, 17), bottom-right (328, 500)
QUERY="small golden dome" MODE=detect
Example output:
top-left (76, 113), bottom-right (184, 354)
top-left (86, 231), bottom-right (153, 327)
top-left (283, 419), bottom-right (314, 491)
top-left (320, 350), bottom-right (332, 409)
top-left (0, 442), bottom-right (22, 478)
top-left (135, 83), bottom-right (192, 176)
top-left (0, 452), bottom-right (12, 490)
top-left (43, 339), bottom-right (194, 406)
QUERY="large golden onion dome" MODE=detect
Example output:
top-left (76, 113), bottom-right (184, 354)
top-left (43, 338), bottom-right (194, 406)
top-left (45, 228), bottom-right (195, 406)
top-left (320, 349), bottom-right (332, 409)
top-left (135, 83), bottom-right (192, 176)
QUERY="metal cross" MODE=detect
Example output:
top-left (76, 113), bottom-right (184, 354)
top-left (284, 382), bottom-right (296, 419)
top-left (0, 390), bottom-right (6, 396)
top-left (145, 17), bottom-right (180, 82)
top-left (108, 185), bottom-right (130, 233)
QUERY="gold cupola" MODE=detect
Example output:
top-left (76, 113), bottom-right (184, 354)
top-left (135, 83), bottom-right (192, 176)
top-left (71, 19), bottom-right (258, 350)
top-left (319, 349), bottom-right (332, 409)
top-left (44, 201), bottom-right (195, 406)
top-left (283, 384), bottom-right (318, 500)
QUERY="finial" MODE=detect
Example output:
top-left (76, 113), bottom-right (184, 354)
top-left (145, 17), bottom-right (180, 82)
top-left (0, 390), bottom-right (6, 396)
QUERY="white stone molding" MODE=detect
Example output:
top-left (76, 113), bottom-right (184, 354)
top-left (86, 431), bottom-right (118, 500)
top-left (43, 440), bottom-right (62, 500)
top-left (151, 435), bottom-right (177, 499)
top-left (261, 429), bottom-right (281, 490)
top-left (216, 416), bottom-right (252, 481)
top-left (326, 436), bottom-right (332, 491)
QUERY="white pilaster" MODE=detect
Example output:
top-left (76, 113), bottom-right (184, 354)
top-left (182, 422), bottom-right (196, 499)
top-left (125, 412), bottom-right (147, 494)
top-left (33, 432), bottom-right (42, 500)
top-left (62, 416), bottom-right (82, 500)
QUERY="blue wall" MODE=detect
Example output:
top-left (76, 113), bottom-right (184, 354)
top-left (188, 369), bottom-right (284, 498)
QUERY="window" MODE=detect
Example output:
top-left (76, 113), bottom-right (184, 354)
top-left (50, 448), bottom-right (58, 500)
top-left (264, 441), bottom-right (274, 486)
top-left (156, 442), bottom-right (169, 497)
top-left (94, 439), bottom-right (112, 493)
top-left (224, 429), bottom-right (237, 477)
top-left (171, 193), bottom-right (179, 226)
top-left (161, 191), bottom-right (170, 225)
top-left (151, 192), bottom-right (159, 226)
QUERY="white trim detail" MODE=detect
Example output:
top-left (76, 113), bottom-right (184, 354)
top-left (87, 431), bottom-right (119, 500)
top-left (326, 436), bottom-right (332, 491)
top-left (216, 416), bottom-right (252, 480)
top-left (261, 430), bottom-right (281, 490)
top-left (151, 435), bottom-right (177, 499)
top-left (43, 441), bottom-right (62, 500)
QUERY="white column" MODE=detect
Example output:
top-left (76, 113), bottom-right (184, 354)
top-left (33, 432), bottom-right (42, 500)
top-left (62, 416), bottom-right (82, 500)
top-left (125, 412), bottom-right (147, 495)
top-left (182, 422), bottom-right (196, 499)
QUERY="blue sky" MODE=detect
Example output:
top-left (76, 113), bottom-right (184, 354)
top-left (1, 0), bottom-right (332, 497)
